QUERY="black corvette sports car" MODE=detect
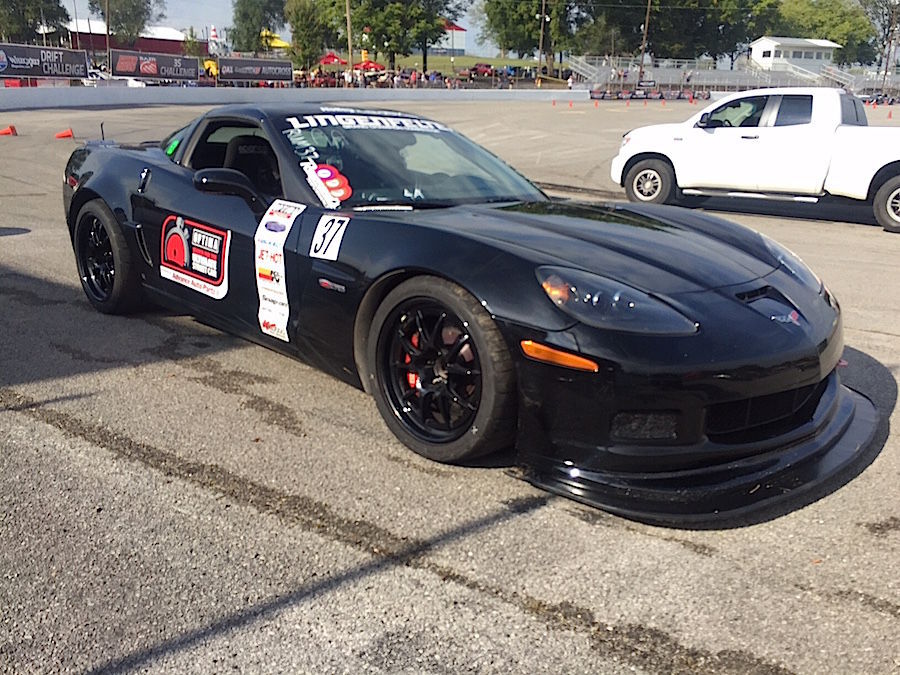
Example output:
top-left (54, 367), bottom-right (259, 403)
top-left (63, 104), bottom-right (876, 522)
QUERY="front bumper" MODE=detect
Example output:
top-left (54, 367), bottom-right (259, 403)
top-left (498, 301), bottom-right (877, 522)
top-left (519, 373), bottom-right (876, 523)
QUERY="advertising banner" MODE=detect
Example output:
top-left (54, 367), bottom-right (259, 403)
top-left (110, 49), bottom-right (199, 81)
top-left (0, 43), bottom-right (89, 79)
top-left (217, 57), bottom-right (292, 82)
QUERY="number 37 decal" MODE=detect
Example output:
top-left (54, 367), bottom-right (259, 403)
top-left (309, 215), bottom-right (350, 261)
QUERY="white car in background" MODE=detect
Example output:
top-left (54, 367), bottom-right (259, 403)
top-left (81, 69), bottom-right (146, 88)
top-left (611, 87), bottom-right (900, 233)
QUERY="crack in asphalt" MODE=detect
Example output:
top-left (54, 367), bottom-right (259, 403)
top-left (0, 284), bottom-right (74, 307)
top-left (860, 515), bottom-right (900, 537)
top-left (567, 506), bottom-right (719, 557)
top-left (832, 589), bottom-right (900, 619)
top-left (1, 386), bottom-right (792, 675)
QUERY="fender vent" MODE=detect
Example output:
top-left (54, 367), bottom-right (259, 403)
top-left (135, 224), bottom-right (153, 267)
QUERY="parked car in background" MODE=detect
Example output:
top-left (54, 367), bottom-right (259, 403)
top-left (611, 87), bottom-right (900, 232)
top-left (81, 68), bottom-right (146, 88)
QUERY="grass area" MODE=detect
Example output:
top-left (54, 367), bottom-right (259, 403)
top-left (393, 53), bottom-right (539, 73)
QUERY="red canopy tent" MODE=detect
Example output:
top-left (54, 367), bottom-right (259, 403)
top-left (356, 59), bottom-right (385, 71)
top-left (319, 52), bottom-right (348, 66)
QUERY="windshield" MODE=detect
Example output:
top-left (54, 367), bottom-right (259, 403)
top-left (278, 111), bottom-right (546, 209)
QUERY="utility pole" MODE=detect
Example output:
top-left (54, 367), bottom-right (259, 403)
top-left (536, 0), bottom-right (548, 86)
top-left (882, 2), bottom-right (898, 94)
top-left (71, 0), bottom-right (80, 49)
top-left (637, 0), bottom-right (651, 89)
top-left (105, 0), bottom-right (111, 71)
top-left (345, 0), bottom-right (354, 72)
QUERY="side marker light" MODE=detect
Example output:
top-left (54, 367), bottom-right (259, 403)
top-left (520, 340), bottom-right (599, 373)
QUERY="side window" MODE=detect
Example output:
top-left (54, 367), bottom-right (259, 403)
top-left (774, 95), bottom-right (813, 127)
top-left (840, 95), bottom-right (868, 126)
top-left (707, 96), bottom-right (768, 128)
top-left (187, 121), bottom-right (283, 198)
top-left (762, 50), bottom-right (772, 58)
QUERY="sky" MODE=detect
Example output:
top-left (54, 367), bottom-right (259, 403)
top-left (65, 0), bottom-right (487, 54)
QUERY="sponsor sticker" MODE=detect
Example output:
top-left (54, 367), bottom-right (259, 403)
top-left (309, 215), bottom-right (350, 261)
top-left (160, 216), bottom-right (230, 299)
top-left (286, 114), bottom-right (449, 133)
top-left (255, 199), bottom-right (306, 342)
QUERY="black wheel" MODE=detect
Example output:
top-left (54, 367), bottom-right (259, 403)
top-left (367, 276), bottom-right (516, 463)
top-left (624, 159), bottom-right (675, 204)
top-left (873, 175), bottom-right (900, 233)
top-left (73, 199), bottom-right (142, 313)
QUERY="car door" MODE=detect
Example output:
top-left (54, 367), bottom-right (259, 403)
top-left (132, 117), bottom-right (304, 342)
top-left (674, 95), bottom-right (772, 190)
top-left (752, 94), bottom-right (830, 195)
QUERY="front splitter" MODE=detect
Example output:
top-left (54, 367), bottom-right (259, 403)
top-left (519, 386), bottom-right (878, 527)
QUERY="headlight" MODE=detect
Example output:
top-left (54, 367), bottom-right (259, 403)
top-left (761, 234), bottom-right (821, 291)
top-left (536, 266), bottom-right (698, 335)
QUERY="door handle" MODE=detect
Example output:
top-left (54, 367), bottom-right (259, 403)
top-left (740, 135), bottom-right (759, 140)
top-left (138, 167), bottom-right (151, 193)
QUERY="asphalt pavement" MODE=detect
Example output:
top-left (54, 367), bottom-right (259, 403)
top-left (1, 100), bottom-right (898, 674)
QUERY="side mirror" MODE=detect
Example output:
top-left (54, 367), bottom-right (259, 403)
top-left (696, 112), bottom-right (710, 128)
top-left (194, 168), bottom-right (261, 207)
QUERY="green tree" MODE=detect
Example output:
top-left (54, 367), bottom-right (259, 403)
top-left (88, 0), bottom-right (166, 47)
top-left (286, 0), bottom-right (334, 68)
top-left (182, 26), bottom-right (206, 57)
top-left (414, 0), bottom-right (465, 72)
top-left (779, 0), bottom-right (877, 64)
top-left (232, 0), bottom-right (285, 52)
top-left (857, 0), bottom-right (896, 66)
top-left (0, 0), bottom-right (69, 44)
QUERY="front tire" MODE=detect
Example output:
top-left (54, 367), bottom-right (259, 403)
top-left (366, 276), bottom-right (516, 463)
top-left (873, 175), bottom-right (900, 233)
top-left (73, 199), bottom-right (143, 313)
top-left (624, 159), bottom-right (676, 204)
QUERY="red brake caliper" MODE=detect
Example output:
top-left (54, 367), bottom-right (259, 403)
top-left (406, 332), bottom-right (420, 389)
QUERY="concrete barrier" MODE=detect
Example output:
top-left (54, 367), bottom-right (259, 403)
top-left (0, 86), bottom-right (590, 112)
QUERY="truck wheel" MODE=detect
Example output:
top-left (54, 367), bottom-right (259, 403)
top-left (873, 176), bottom-right (900, 233)
top-left (624, 159), bottom-right (675, 205)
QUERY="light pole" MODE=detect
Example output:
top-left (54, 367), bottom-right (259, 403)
top-left (535, 0), bottom-right (549, 85)
top-left (881, 1), bottom-right (899, 94)
top-left (345, 0), bottom-right (354, 72)
top-left (70, 0), bottom-right (79, 49)
top-left (637, 0), bottom-right (651, 89)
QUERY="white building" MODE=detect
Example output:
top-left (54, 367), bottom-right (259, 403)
top-left (749, 37), bottom-right (842, 73)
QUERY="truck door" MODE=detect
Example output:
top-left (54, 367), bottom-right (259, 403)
top-left (674, 95), bottom-right (772, 190)
top-left (753, 94), bottom-right (830, 195)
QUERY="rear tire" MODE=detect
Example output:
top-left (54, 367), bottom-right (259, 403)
top-left (73, 199), bottom-right (143, 313)
top-left (873, 175), bottom-right (900, 233)
top-left (624, 159), bottom-right (676, 204)
top-left (366, 276), bottom-right (516, 463)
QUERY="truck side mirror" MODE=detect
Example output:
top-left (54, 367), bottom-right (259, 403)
top-left (696, 113), bottom-right (710, 128)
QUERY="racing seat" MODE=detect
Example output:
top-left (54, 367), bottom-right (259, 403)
top-left (223, 135), bottom-right (281, 197)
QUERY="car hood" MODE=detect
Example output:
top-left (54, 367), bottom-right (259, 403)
top-left (399, 201), bottom-right (777, 295)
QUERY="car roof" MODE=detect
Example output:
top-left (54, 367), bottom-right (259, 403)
top-left (203, 103), bottom-right (427, 123)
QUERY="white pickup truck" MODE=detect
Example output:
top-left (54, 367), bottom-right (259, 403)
top-left (610, 87), bottom-right (900, 232)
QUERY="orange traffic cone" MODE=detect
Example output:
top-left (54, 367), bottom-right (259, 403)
top-left (55, 128), bottom-right (74, 139)
top-left (552, 99), bottom-right (556, 107)
top-left (568, 100), bottom-right (573, 108)
top-left (889, 109), bottom-right (894, 120)
top-left (0, 125), bottom-right (17, 136)
top-left (594, 100), bottom-right (599, 108)
top-left (662, 99), bottom-right (666, 106)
